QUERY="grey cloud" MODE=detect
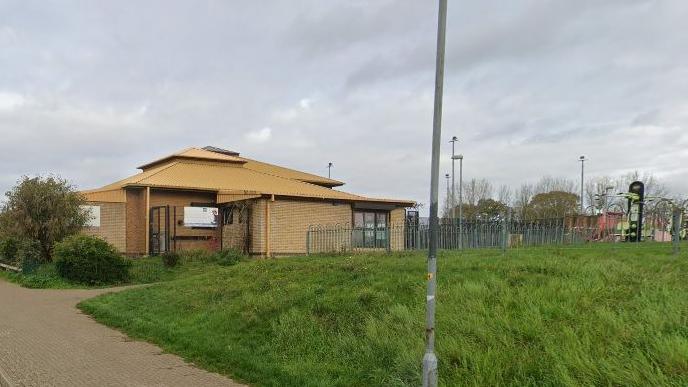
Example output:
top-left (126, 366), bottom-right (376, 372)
top-left (0, 0), bottom-right (687, 211)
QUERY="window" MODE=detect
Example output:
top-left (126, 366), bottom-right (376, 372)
top-left (222, 205), bottom-right (246, 225)
top-left (353, 211), bottom-right (389, 248)
top-left (81, 205), bottom-right (101, 227)
top-left (222, 207), bottom-right (233, 225)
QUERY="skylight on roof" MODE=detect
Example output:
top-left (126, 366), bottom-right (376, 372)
top-left (202, 146), bottom-right (240, 156)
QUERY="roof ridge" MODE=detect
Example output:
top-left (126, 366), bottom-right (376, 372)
top-left (137, 147), bottom-right (244, 170)
top-left (130, 161), bottom-right (180, 185)
top-left (238, 156), bottom-right (344, 184)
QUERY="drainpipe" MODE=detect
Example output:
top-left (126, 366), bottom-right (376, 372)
top-left (145, 186), bottom-right (150, 256)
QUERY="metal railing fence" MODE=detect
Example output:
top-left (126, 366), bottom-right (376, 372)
top-left (306, 219), bottom-right (632, 255)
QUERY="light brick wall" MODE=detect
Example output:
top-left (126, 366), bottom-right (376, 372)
top-left (389, 207), bottom-right (407, 251)
top-left (82, 202), bottom-right (127, 253)
top-left (221, 205), bottom-right (251, 252)
top-left (245, 199), bottom-right (263, 255)
top-left (267, 198), bottom-right (352, 255)
top-left (126, 188), bottom-right (146, 256)
top-left (118, 187), bottom-right (408, 257)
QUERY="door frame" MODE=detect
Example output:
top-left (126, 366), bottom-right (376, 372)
top-left (149, 205), bottom-right (170, 255)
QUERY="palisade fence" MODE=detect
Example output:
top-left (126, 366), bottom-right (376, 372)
top-left (305, 218), bottom-right (622, 255)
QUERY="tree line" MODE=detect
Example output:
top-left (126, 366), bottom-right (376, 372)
top-left (441, 171), bottom-right (682, 221)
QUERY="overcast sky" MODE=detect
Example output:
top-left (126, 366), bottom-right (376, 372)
top-left (1, 0), bottom-right (687, 212)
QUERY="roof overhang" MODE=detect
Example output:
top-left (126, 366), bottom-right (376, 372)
top-left (217, 191), bottom-right (262, 204)
top-left (299, 179), bottom-right (345, 188)
top-left (81, 188), bottom-right (127, 203)
top-left (353, 201), bottom-right (405, 211)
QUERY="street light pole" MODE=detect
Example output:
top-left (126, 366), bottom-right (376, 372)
top-left (458, 154), bottom-right (463, 248)
top-left (604, 185), bottom-right (613, 228)
top-left (327, 162), bottom-right (333, 179)
top-left (449, 136), bottom-right (458, 219)
top-left (579, 156), bottom-right (586, 214)
top-left (423, 0), bottom-right (447, 385)
top-left (445, 174), bottom-right (450, 216)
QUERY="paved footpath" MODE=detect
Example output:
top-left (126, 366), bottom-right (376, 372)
top-left (0, 280), bottom-right (243, 387)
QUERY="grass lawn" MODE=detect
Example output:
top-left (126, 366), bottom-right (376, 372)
top-left (0, 255), bottom-right (212, 289)
top-left (79, 244), bottom-right (688, 386)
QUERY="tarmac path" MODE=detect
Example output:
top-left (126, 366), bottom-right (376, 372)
top-left (0, 279), bottom-right (243, 387)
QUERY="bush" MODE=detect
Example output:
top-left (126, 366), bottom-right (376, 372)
top-left (0, 237), bottom-right (19, 264)
top-left (18, 239), bottom-right (42, 274)
top-left (215, 248), bottom-right (245, 266)
top-left (54, 235), bottom-right (130, 284)
top-left (2, 176), bottom-right (88, 261)
top-left (161, 252), bottom-right (180, 268)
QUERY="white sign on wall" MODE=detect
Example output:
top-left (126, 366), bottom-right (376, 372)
top-left (82, 205), bottom-right (101, 227)
top-left (184, 207), bottom-right (219, 228)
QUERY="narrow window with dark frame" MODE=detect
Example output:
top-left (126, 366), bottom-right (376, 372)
top-left (353, 210), bottom-right (389, 248)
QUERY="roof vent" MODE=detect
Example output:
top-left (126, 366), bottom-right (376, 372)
top-left (203, 146), bottom-right (240, 156)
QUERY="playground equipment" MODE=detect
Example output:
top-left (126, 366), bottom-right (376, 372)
top-left (608, 181), bottom-right (686, 243)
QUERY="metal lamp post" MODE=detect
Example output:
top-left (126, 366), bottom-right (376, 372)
top-left (423, 0), bottom-right (448, 385)
top-left (449, 136), bottom-right (458, 219)
top-left (579, 156), bottom-right (586, 214)
top-left (327, 162), bottom-right (333, 179)
top-left (603, 186), bottom-right (613, 238)
top-left (445, 173), bottom-right (450, 215)
top-left (604, 185), bottom-right (613, 226)
top-left (457, 154), bottom-right (463, 248)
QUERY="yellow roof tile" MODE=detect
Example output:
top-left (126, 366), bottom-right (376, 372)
top-left (80, 188), bottom-right (127, 203)
top-left (82, 147), bottom-right (414, 206)
top-left (138, 147), bottom-right (245, 170)
top-left (139, 147), bottom-right (342, 187)
top-left (237, 157), bottom-right (344, 187)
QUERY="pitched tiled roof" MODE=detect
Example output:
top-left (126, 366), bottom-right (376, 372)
top-left (138, 147), bottom-right (344, 187)
top-left (137, 147), bottom-right (245, 170)
top-left (82, 148), bottom-right (413, 206)
top-left (237, 157), bottom-right (344, 187)
top-left (79, 188), bottom-right (127, 203)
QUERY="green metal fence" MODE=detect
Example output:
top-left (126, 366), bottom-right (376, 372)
top-left (306, 220), bottom-right (620, 255)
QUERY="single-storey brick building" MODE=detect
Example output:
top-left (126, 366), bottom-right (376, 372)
top-left (81, 146), bottom-right (413, 257)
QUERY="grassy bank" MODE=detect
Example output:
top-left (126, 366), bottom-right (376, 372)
top-left (0, 253), bottom-right (214, 289)
top-left (79, 245), bottom-right (688, 386)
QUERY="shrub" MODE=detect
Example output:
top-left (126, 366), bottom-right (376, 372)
top-left (54, 235), bottom-right (130, 284)
top-left (161, 252), bottom-right (180, 268)
top-left (0, 237), bottom-right (19, 264)
top-left (215, 248), bottom-right (245, 266)
top-left (1, 176), bottom-right (88, 261)
top-left (18, 239), bottom-right (42, 274)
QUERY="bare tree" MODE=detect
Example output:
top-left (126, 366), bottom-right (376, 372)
top-left (497, 184), bottom-right (512, 207)
top-left (617, 171), bottom-right (669, 199)
top-left (584, 175), bottom-right (617, 213)
top-left (534, 176), bottom-right (576, 194)
top-left (439, 170), bottom-right (682, 222)
top-left (514, 183), bottom-right (534, 220)
top-left (462, 178), bottom-right (493, 207)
